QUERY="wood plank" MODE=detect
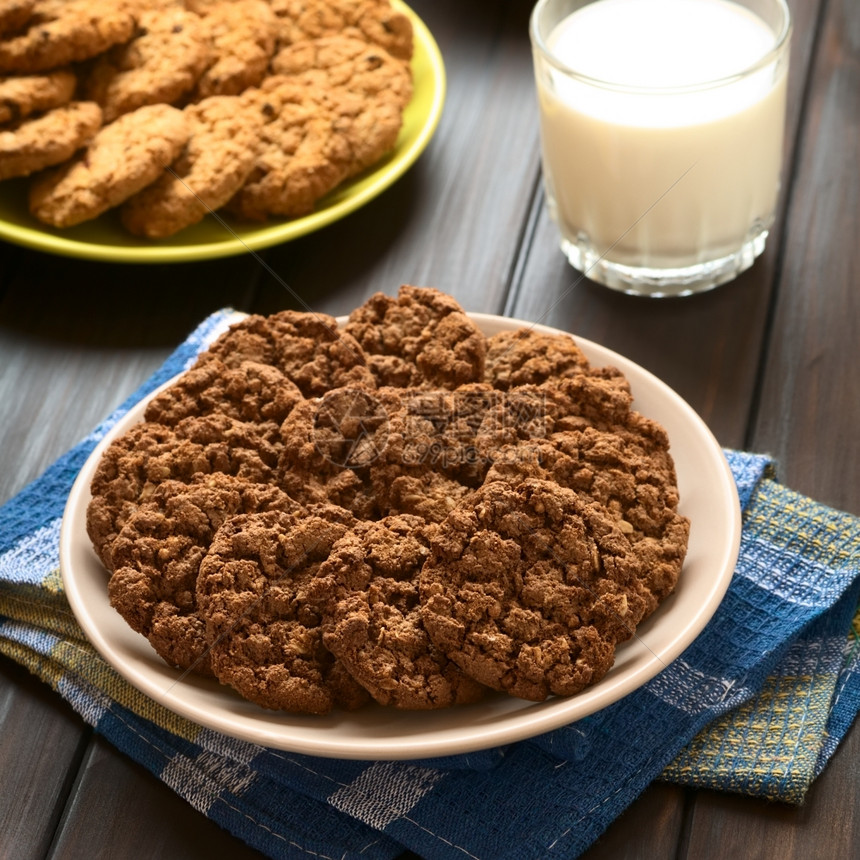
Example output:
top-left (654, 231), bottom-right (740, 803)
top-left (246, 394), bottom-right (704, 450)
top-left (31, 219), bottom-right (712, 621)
top-left (683, 0), bottom-right (860, 855)
top-left (48, 735), bottom-right (267, 860)
top-left (0, 658), bottom-right (89, 860)
top-left (748, 0), bottom-right (860, 513)
top-left (581, 783), bottom-right (689, 860)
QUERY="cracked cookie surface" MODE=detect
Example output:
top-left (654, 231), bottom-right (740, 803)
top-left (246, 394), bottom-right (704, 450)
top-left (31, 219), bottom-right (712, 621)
top-left (310, 514), bottom-right (487, 709)
top-left (28, 103), bottom-right (190, 227)
top-left (0, 68), bottom-right (76, 124)
top-left (85, 7), bottom-right (211, 123)
top-left (419, 479), bottom-right (650, 701)
top-left (196, 507), bottom-right (370, 714)
top-left (108, 474), bottom-right (303, 676)
top-left (121, 95), bottom-right (266, 237)
top-left (205, 309), bottom-right (374, 397)
top-left (87, 413), bottom-right (281, 570)
top-left (484, 328), bottom-right (591, 391)
top-left (192, 0), bottom-right (277, 98)
top-left (0, 100), bottom-right (101, 180)
top-left (145, 354), bottom-right (304, 426)
top-left (270, 0), bottom-right (413, 61)
top-left (0, 0), bottom-right (136, 74)
top-left (227, 51), bottom-right (407, 220)
top-left (344, 285), bottom-right (488, 389)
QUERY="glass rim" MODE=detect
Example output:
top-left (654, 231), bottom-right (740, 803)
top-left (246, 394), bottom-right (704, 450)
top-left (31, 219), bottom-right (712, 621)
top-left (529, 0), bottom-right (792, 96)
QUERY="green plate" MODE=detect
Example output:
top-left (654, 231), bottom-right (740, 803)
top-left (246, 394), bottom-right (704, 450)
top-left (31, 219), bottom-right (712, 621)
top-left (0, 1), bottom-right (445, 263)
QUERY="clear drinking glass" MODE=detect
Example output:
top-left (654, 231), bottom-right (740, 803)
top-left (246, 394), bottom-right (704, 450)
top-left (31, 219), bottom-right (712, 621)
top-left (530, 0), bottom-right (792, 297)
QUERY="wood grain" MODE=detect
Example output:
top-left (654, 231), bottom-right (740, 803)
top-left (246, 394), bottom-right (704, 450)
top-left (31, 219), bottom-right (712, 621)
top-left (49, 736), bottom-right (267, 859)
top-left (682, 0), bottom-right (860, 855)
top-left (683, 723), bottom-right (860, 859)
top-left (749, 0), bottom-right (860, 512)
top-left (0, 660), bottom-right (88, 860)
top-left (582, 783), bottom-right (689, 860)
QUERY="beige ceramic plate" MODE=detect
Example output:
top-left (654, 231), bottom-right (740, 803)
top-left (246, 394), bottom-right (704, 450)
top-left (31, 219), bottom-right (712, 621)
top-left (60, 314), bottom-right (741, 760)
top-left (0, 1), bottom-right (445, 263)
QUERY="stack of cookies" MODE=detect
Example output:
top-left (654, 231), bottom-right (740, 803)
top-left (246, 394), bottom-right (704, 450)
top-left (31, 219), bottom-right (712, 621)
top-left (86, 286), bottom-right (691, 714)
top-left (0, 0), bottom-right (413, 236)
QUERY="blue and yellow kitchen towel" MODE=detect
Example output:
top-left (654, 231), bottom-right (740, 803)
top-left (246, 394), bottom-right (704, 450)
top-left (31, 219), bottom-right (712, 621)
top-left (1, 310), bottom-right (859, 860)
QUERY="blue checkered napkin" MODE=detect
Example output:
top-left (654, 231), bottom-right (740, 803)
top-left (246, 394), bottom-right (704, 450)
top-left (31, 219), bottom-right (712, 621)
top-left (1, 312), bottom-right (859, 860)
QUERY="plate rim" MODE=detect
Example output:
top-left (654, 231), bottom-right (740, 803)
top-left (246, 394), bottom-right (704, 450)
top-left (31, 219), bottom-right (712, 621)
top-left (59, 313), bottom-right (741, 759)
top-left (0, 0), bottom-right (445, 264)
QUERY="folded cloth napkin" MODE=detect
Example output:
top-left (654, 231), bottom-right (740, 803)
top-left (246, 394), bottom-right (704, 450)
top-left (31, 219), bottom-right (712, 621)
top-left (1, 310), bottom-right (859, 860)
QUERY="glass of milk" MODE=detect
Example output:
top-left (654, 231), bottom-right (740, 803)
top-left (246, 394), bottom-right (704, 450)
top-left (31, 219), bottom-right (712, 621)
top-left (530, 0), bottom-right (791, 297)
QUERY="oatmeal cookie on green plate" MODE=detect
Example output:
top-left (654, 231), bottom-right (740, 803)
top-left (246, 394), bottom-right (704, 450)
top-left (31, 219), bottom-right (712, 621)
top-left (28, 103), bottom-right (190, 228)
top-left (0, 100), bottom-right (100, 180)
top-left (121, 95), bottom-right (266, 238)
top-left (84, 6), bottom-right (211, 122)
top-left (0, 68), bottom-right (76, 124)
top-left (0, 0), bottom-right (136, 74)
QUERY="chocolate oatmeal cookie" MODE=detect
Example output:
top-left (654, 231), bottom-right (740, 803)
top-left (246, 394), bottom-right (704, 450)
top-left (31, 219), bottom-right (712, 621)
top-left (419, 479), bottom-right (651, 701)
top-left (470, 384), bottom-right (553, 459)
top-left (121, 94), bottom-right (266, 238)
top-left (0, 68), bottom-right (76, 124)
top-left (0, 100), bottom-right (101, 180)
top-left (28, 103), bottom-right (190, 228)
top-left (84, 7), bottom-right (211, 123)
top-left (108, 474), bottom-right (303, 675)
top-left (484, 327), bottom-right (591, 390)
top-left (469, 374), bottom-right (639, 472)
top-left (277, 388), bottom-right (384, 518)
top-left (309, 515), bottom-right (487, 709)
top-left (196, 508), bottom-right (369, 714)
top-left (0, 0), bottom-right (136, 74)
top-left (144, 354), bottom-right (303, 427)
top-left (372, 468), bottom-right (476, 525)
top-left (86, 288), bottom-right (690, 712)
top-left (546, 423), bottom-right (689, 607)
top-left (363, 386), bottom-right (494, 522)
top-left (344, 286), bottom-right (488, 389)
top-left (205, 310), bottom-right (374, 397)
top-left (485, 421), bottom-right (690, 614)
top-left (540, 373), bottom-right (636, 433)
top-left (87, 413), bottom-right (281, 570)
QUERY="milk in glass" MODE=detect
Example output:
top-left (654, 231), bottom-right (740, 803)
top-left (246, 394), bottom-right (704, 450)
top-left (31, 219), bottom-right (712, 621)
top-left (532, 0), bottom-right (790, 294)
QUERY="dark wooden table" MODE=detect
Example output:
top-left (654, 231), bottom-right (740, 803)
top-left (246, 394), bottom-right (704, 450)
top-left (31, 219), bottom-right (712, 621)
top-left (1, 0), bottom-right (857, 857)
